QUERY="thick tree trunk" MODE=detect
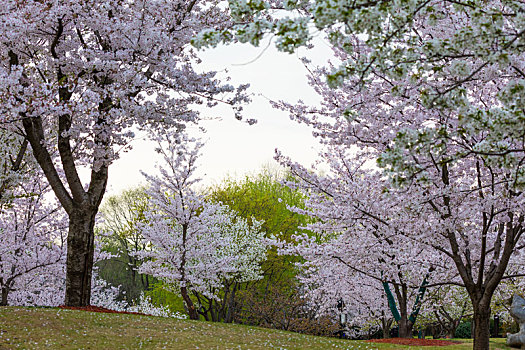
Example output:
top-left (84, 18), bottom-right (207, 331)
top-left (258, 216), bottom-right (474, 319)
top-left (446, 326), bottom-right (457, 339)
top-left (180, 286), bottom-right (199, 320)
top-left (398, 315), bottom-right (414, 338)
top-left (382, 327), bottom-right (390, 339)
top-left (0, 286), bottom-right (8, 306)
top-left (472, 305), bottom-right (491, 350)
top-left (64, 208), bottom-right (96, 306)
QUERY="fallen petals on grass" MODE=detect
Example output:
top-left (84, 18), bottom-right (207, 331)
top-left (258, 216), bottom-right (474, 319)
top-left (58, 305), bottom-right (146, 316)
top-left (366, 338), bottom-right (463, 346)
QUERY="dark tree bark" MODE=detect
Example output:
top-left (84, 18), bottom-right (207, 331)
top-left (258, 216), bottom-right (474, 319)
top-left (394, 283), bottom-right (412, 338)
top-left (224, 282), bottom-right (238, 323)
top-left (397, 315), bottom-right (414, 338)
top-left (381, 313), bottom-right (393, 338)
top-left (435, 163), bottom-right (525, 350)
top-left (64, 207), bottom-right (97, 306)
top-left (21, 98), bottom-right (109, 306)
top-left (0, 286), bottom-right (9, 306)
top-left (179, 223), bottom-right (199, 320)
top-left (180, 285), bottom-right (199, 320)
top-left (472, 304), bottom-right (491, 350)
top-left (22, 113), bottom-right (108, 306)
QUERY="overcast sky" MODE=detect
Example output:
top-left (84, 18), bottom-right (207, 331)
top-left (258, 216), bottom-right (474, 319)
top-left (106, 40), bottom-right (331, 195)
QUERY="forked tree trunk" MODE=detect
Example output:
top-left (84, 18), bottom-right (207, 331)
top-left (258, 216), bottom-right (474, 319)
top-left (398, 314), bottom-right (414, 338)
top-left (382, 328), bottom-right (390, 339)
top-left (22, 113), bottom-right (108, 307)
top-left (64, 207), bottom-right (96, 306)
top-left (384, 281), bottom-right (423, 338)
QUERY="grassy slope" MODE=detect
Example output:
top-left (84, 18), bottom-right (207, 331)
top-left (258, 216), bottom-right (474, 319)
top-left (0, 307), bottom-right (512, 349)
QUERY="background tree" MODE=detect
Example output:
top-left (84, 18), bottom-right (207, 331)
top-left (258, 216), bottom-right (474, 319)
top-left (275, 150), bottom-right (452, 338)
top-left (0, 172), bottom-right (67, 306)
top-left (97, 187), bottom-right (154, 303)
top-left (208, 168), bottom-right (317, 330)
top-left (137, 133), bottom-right (268, 320)
top-left (0, 0), bottom-right (249, 306)
top-left (290, 256), bottom-right (394, 339)
top-left (418, 286), bottom-right (472, 338)
top-left (0, 130), bottom-right (29, 204)
top-left (186, 210), bottom-right (267, 323)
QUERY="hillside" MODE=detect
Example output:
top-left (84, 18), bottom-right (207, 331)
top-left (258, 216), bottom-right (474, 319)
top-left (0, 307), bottom-right (510, 349)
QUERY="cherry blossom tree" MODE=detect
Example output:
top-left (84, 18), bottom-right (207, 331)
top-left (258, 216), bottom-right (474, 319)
top-left (418, 286), bottom-right (472, 338)
top-left (276, 149), bottom-right (457, 337)
top-left (138, 133), bottom-right (268, 320)
top-left (274, 50), bottom-right (525, 345)
top-left (195, 1), bottom-right (525, 347)
top-left (294, 255), bottom-right (394, 338)
top-left (0, 172), bottom-right (67, 306)
top-left (0, 0), bottom-right (250, 306)
top-left (182, 206), bottom-right (268, 323)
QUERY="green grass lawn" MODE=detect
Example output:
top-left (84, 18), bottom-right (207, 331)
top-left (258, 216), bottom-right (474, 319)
top-left (0, 307), bottom-right (513, 349)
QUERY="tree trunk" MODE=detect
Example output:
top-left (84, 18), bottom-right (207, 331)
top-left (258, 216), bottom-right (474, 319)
top-left (398, 315), bottom-right (414, 338)
top-left (445, 326), bottom-right (456, 339)
top-left (210, 299), bottom-right (218, 322)
top-left (381, 315), bottom-right (392, 338)
top-left (180, 286), bottom-right (198, 320)
top-left (382, 327), bottom-right (390, 339)
top-left (224, 283), bottom-right (237, 323)
top-left (444, 320), bottom-right (460, 339)
top-left (0, 286), bottom-right (8, 306)
top-left (64, 208), bottom-right (96, 306)
top-left (21, 60), bottom-right (109, 306)
top-left (472, 305), bottom-right (491, 350)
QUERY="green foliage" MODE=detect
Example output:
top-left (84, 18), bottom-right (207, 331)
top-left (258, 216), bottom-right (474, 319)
top-left (208, 167), bottom-right (309, 242)
top-left (454, 321), bottom-right (472, 338)
top-left (143, 283), bottom-right (187, 315)
top-left (207, 167), bottom-right (312, 326)
top-left (208, 166), bottom-right (310, 280)
top-left (96, 187), bottom-right (154, 303)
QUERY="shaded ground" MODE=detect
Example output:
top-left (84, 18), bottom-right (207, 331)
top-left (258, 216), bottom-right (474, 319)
top-left (367, 338), bottom-right (462, 347)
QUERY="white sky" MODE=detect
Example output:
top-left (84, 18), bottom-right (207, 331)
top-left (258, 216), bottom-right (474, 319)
top-left (106, 40), bottom-right (331, 195)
